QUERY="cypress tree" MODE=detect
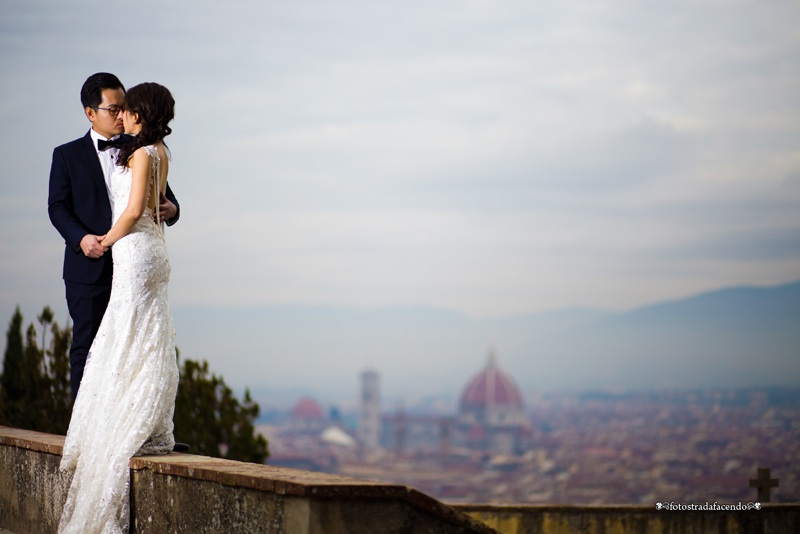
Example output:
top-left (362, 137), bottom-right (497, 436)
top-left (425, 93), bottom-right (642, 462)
top-left (44, 318), bottom-right (73, 434)
top-left (22, 322), bottom-right (47, 430)
top-left (0, 307), bottom-right (25, 425)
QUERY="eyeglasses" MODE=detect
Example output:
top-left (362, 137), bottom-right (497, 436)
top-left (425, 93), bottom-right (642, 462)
top-left (95, 105), bottom-right (125, 116)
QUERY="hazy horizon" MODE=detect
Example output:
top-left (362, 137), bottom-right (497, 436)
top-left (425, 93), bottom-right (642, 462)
top-left (3, 276), bottom-right (799, 410)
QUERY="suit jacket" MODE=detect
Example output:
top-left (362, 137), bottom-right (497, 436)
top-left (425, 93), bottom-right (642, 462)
top-left (48, 130), bottom-right (180, 285)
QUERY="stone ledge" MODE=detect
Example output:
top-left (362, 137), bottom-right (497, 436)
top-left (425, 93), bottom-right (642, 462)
top-left (454, 502), bottom-right (800, 534)
top-left (0, 425), bottom-right (65, 455)
top-left (131, 454), bottom-right (476, 525)
top-left (456, 502), bottom-right (800, 513)
top-left (4, 425), bottom-right (799, 533)
top-left (0, 426), bottom-right (496, 534)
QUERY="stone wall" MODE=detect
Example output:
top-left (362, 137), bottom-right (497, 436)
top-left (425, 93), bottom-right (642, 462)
top-left (0, 426), bottom-right (494, 534)
top-left (454, 503), bottom-right (800, 534)
top-left (2, 425), bottom-right (798, 534)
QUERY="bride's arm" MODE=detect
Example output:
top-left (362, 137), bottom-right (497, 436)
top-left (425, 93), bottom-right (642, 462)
top-left (100, 148), bottom-right (151, 248)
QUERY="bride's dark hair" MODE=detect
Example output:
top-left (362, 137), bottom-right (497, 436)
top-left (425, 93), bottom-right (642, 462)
top-left (117, 82), bottom-right (175, 166)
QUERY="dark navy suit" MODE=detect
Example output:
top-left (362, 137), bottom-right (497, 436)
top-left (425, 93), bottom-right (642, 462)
top-left (48, 131), bottom-right (179, 398)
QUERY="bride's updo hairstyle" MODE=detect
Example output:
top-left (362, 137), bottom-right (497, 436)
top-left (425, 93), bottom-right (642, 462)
top-left (117, 82), bottom-right (175, 166)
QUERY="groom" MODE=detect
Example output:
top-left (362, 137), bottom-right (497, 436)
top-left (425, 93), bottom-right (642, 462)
top-left (48, 72), bottom-right (180, 401)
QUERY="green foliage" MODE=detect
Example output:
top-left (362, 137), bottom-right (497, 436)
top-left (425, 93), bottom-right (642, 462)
top-left (0, 306), bottom-right (72, 433)
top-left (42, 311), bottom-right (73, 433)
top-left (0, 307), bottom-right (24, 424)
top-left (173, 357), bottom-right (269, 464)
top-left (1, 306), bottom-right (269, 465)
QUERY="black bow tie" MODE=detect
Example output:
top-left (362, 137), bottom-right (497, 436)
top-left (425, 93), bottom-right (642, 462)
top-left (97, 135), bottom-right (132, 151)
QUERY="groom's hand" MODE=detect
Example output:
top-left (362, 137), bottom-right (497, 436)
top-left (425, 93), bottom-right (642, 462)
top-left (80, 234), bottom-right (108, 258)
top-left (157, 192), bottom-right (177, 222)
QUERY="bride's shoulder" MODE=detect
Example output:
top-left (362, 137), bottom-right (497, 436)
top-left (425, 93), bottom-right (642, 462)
top-left (143, 143), bottom-right (168, 161)
top-left (129, 145), bottom-right (149, 158)
top-left (130, 144), bottom-right (163, 162)
top-left (126, 147), bottom-right (159, 175)
top-left (142, 145), bottom-right (159, 158)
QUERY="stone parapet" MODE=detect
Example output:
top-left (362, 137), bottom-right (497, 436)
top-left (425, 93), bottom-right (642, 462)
top-left (454, 503), bottom-right (800, 534)
top-left (3, 425), bottom-right (797, 533)
top-left (0, 426), bottom-right (495, 534)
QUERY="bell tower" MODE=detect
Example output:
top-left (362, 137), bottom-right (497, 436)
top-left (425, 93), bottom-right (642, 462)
top-left (358, 369), bottom-right (380, 450)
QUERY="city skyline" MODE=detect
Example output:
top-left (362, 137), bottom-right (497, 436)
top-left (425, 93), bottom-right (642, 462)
top-left (264, 385), bottom-right (800, 505)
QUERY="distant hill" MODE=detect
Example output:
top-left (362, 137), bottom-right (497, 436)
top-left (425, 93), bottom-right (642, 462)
top-left (512, 280), bottom-right (800, 392)
top-left (171, 280), bottom-right (800, 403)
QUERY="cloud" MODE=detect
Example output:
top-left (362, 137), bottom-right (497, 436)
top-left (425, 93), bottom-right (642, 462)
top-left (1, 0), bottom-right (799, 324)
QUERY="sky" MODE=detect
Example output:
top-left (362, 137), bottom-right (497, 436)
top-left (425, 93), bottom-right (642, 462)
top-left (1, 1), bottom-right (799, 401)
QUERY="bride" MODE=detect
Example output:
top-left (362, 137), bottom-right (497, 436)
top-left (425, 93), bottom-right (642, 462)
top-left (59, 82), bottom-right (180, 534)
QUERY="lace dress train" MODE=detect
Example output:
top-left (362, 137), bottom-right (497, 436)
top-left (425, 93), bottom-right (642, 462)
top-left (59, 146), bottom-right (178, 534)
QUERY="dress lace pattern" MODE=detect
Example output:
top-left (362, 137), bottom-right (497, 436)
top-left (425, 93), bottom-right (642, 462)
top-left (59, 146), bottom-right (178, 534)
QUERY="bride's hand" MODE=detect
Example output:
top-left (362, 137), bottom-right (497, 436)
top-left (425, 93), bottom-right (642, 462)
top-left (80, 234), bottom-right (108, 258)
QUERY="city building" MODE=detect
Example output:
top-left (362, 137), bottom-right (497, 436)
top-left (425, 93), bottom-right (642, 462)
top-left (456, 350), bottom-right (532, 454)
top-left (358, 369), bottom-right (381, 451)
top-left (379, 350), bottom-right (532, 454)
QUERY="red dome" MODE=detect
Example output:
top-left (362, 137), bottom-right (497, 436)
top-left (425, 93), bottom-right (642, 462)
top-left (459, 352), bottom-right (523, 410)
top-left (291, 397), bottom-right (325, 420)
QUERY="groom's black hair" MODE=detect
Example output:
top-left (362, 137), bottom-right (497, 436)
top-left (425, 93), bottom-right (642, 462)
top-left (80, 72), bottom-right (125, 110)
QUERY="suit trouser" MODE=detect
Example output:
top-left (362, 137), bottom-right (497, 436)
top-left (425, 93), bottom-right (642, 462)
top-left (65, 280), bottom-right (111, 400)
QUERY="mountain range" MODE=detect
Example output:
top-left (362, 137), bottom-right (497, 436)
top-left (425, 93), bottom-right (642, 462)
top-left (171, 280), bottom-right (800, 406)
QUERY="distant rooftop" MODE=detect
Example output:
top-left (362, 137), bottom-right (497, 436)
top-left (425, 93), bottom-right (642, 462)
top-left (459, 350), bottom-right (524, 411)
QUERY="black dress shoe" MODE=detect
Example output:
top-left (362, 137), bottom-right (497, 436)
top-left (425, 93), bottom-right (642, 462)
top-left (173, 442), bottom-right (190, 452)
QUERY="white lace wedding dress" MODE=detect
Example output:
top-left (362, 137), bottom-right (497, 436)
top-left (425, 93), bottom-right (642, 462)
top-left (59, 145), bottom-right (179, 534)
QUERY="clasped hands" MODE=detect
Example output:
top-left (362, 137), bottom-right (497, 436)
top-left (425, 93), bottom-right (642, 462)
top-left (80, 193), bottom-right (177, 258)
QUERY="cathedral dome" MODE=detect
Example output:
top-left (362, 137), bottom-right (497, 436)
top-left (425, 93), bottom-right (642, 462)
top-left (459, 351), bottom-right (524, 412)
top-left (291, 397), bottom-right (325, 420)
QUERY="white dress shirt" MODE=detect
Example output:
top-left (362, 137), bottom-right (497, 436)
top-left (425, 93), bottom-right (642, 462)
top-left (89, 129), bottom-right (120, 199)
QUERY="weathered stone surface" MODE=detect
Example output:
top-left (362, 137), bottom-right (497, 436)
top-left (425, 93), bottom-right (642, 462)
top-left (455, 503), bottom-right (800, 534)
top-left (5, 426), bottom-right (798, 534)
top-left (0, 443), bottom-right (68, 534)
top-left (1, 426), bottom-right (494, 534)
top-left (0, 426), bottom-right (65, 455)
top-left (131, 469), bottom-right (287, 533)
